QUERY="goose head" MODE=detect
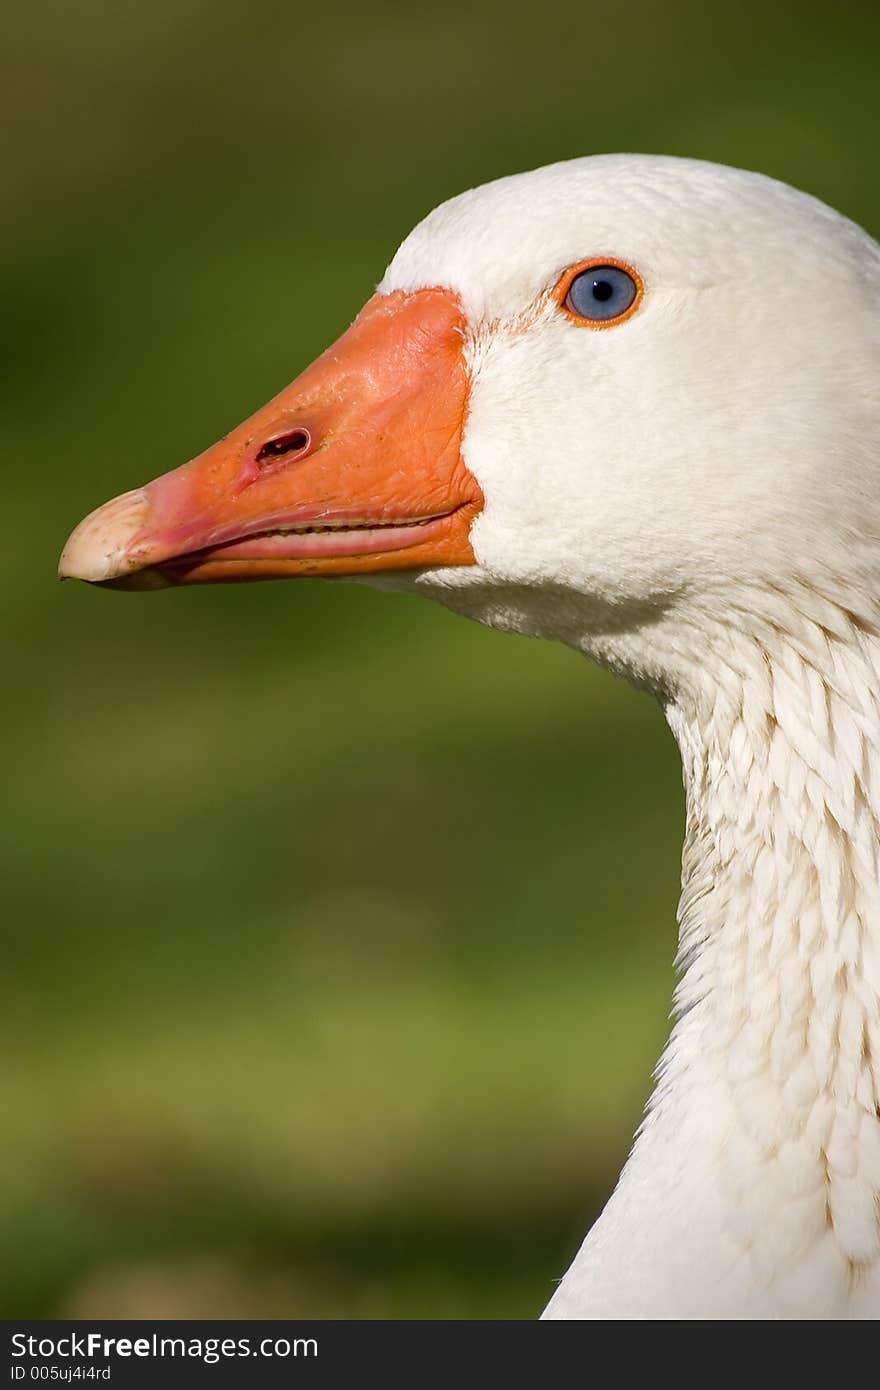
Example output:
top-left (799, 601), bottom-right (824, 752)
top-left (60, 154), bottom-right (880, 693)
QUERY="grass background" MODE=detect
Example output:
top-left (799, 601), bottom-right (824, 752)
top-left (3, 0), bottom-right (878, 1317)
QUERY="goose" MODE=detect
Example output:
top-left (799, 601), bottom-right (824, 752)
top-left (59, 154), bottom-right (880, 1320)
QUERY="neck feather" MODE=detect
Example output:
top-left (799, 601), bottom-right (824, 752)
top-left (547, 584), bottom-right (880, 1318)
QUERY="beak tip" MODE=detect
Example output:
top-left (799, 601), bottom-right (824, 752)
top-left (58, 488), bottom-right (151, 584)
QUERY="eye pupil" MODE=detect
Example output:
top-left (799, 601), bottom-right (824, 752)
top-left (563, 263), bottom-right (639, 323)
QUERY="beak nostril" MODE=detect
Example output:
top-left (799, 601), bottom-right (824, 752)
top-left (255, 427), bottom-right (312, 465)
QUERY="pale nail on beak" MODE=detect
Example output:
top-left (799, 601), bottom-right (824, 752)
top-left (58, 488), bottom-right (151, 583)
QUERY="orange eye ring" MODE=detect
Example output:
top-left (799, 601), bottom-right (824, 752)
top-left (553, 257), bottom-right (645, 329)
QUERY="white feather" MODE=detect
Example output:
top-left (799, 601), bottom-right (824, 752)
top-left (376, 155), bottom-right (880, 1317)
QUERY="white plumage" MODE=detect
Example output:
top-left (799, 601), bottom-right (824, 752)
top-left (381, 156), bottom-right (880, 1318)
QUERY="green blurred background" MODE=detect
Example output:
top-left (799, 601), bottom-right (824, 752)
top-left (4, 0), bottom-right (878, 1318)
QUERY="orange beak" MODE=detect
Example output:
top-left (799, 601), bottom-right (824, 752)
top-left (59, 288), bottom-right (483, 588)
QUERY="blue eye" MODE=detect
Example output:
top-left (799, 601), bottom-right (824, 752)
top-left (564, 263), bottom-right (639, 323)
